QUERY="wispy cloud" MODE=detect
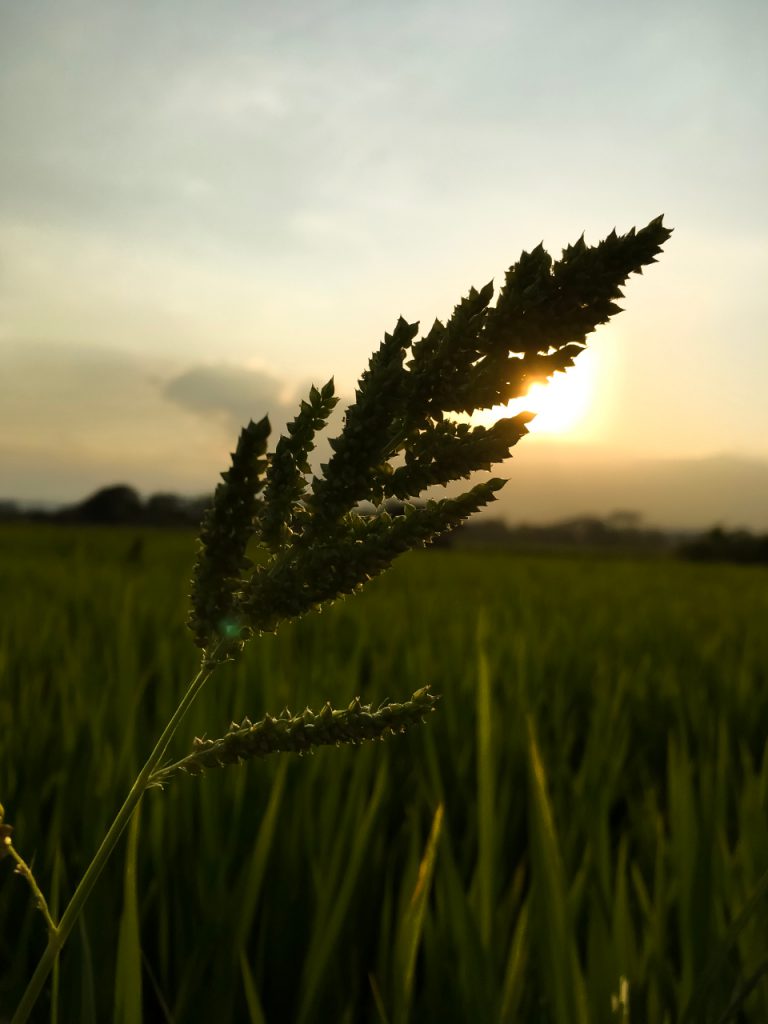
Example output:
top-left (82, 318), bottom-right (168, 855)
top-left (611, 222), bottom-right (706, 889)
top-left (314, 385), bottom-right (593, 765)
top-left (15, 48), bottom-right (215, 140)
top-left (164, 363), bottom-right (292, 431)
top-left (0, 340), bottom-right (317, 500)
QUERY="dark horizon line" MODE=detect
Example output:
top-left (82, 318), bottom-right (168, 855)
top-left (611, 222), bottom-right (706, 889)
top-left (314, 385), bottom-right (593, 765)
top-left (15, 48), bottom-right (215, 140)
top-left (2, 483), bottom-right (767, 546)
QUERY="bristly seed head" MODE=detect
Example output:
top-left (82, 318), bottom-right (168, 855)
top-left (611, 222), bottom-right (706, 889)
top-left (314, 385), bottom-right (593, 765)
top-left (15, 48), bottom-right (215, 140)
top-left (149, 688), bottom-right (440, 787)
top-left (186, 218), bottom-right (671, 657)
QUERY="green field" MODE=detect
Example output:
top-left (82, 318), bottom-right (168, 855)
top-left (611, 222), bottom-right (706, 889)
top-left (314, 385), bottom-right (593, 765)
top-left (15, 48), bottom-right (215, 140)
top-left (1, 524), bottom-right (767, 1023)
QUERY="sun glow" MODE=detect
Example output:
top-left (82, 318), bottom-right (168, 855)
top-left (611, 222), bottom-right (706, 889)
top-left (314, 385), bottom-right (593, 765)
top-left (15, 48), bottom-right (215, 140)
top-left (471, 350), bottom-right (596, 437)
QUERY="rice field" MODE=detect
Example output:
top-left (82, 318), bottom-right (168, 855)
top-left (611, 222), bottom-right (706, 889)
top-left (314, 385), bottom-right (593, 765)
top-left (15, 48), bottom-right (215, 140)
top-left (1, 524), bottom-right (767, 1023)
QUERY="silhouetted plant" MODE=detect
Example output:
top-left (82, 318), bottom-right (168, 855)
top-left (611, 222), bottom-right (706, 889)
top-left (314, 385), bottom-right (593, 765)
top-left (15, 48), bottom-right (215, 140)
top-left (3, 216), bottom-right (671, 1023)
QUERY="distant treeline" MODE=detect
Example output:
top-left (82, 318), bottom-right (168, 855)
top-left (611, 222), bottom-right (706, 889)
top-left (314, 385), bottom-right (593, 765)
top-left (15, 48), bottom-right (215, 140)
top-left (0, 485), bottom-right (207, 527)
top-left (678, 526), bottom-right (768, 566)
top-left (452, 517), bottom-right (768, 564)
top-left (452, 512), bottom-right (674, 554)
top-left (1, 485), bottom-right (766, 564)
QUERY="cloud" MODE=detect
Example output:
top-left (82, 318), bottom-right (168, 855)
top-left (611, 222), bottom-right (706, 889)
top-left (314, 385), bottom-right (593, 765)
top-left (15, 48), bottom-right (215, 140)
top-left (163, 363), bottom-right (293, 432)
top-left (0, 340), bottom-right (332, 502)
top-left (162, 362), bottom-right (348, 477)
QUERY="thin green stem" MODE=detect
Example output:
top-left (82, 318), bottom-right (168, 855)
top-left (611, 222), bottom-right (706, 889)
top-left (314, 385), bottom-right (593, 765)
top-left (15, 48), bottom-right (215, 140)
top-left (4, 844), bottom-right (58, 936)
top-left (11, 648), bottom-right (223, 1024)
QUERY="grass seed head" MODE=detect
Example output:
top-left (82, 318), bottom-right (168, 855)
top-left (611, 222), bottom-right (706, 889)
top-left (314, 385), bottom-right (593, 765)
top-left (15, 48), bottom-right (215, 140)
top-left (187, 218), bottom-right (672, 657)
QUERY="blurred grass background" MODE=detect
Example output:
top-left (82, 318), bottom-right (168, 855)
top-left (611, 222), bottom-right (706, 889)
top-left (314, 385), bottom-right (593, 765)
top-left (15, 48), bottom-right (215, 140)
top-left (1, 524), bottom-right (767, 1022)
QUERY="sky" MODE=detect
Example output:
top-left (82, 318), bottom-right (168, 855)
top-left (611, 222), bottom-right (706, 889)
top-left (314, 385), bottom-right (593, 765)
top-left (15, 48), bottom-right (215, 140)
top-left (1, 0), bottom-right (767, 527)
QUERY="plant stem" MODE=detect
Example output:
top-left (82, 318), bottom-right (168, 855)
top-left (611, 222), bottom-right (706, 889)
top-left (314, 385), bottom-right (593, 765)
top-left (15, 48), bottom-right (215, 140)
top-left (5, 844), bottom-right (58, 937)
top-left (11, 649), bottom-right (222, 1024)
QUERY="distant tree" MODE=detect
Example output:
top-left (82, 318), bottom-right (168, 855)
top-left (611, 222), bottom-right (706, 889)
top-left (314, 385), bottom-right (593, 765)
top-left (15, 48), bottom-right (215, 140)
top-left (0, 500), bottom-right (20, 521)
top-left (681, 526), bottom-right (768, 565)
top-left (62, 485), bottom-right (142, 524)
top-left (145, 492), bottom-right (186, 525)
top-left (607, 509), bottom-right (643, 531)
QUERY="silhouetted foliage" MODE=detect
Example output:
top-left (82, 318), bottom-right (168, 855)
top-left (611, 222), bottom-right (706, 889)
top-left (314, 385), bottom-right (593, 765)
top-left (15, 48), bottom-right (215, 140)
top-left (452, 513), bottom-right (674, 553)
top-left (42, 487), bottom-right (211, 527)
top-left (0, 500), bottom-right (21, 521)
top-left (59, 485), bottom-right (143, 524)
top-left (681, 527), bottom-right (768, 565)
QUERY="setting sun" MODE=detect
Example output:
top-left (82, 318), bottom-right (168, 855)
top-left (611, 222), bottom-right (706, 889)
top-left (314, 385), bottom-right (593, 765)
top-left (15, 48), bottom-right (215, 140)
top-left (470, 350), bottom-right (596, 437)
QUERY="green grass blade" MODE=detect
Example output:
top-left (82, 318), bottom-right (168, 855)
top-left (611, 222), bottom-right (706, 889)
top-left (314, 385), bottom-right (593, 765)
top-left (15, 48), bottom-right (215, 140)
top-left (393, 802), bottom-right (444, 1024)
top-left (113, 804), bottom-right (143, 1024)
top-left (432, 824), bottom-right (495, 1017)
top-left (55, 838), bottom-right (97, 1024)
top-left (476, 613), bottom-right (495, 951)
top-left (239, 949), bottom-right (268, 1024)
top-left (714, 957), bottom-right (768, 1024)
top-left (234, 757), bottom-right (290, 950)
top-left (369, 972), bottom-right (392, 1024)
top-left (499, 898), bottom-right (529, 1023)
top-left (682, 866), bottom-right (768, 1023)
top-left (612, 836), bottom-right (636, 979)
top-left (49, 846), bottom-right (62, 1024)
top-left (296, 764), bottom-right (388, 1023)
top-left (77, 913), bottom-right (98, 1024)
top-left (527, 717), bottom-right (587, 1024)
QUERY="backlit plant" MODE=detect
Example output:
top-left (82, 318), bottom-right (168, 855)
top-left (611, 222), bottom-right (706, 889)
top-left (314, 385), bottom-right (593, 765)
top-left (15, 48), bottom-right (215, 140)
top-left (3, 216), bottom-right (671, 1022)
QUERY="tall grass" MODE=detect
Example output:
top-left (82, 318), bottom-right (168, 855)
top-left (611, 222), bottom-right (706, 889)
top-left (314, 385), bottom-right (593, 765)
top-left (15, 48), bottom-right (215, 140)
top-left (2, 523), bottom-right (767, 1021)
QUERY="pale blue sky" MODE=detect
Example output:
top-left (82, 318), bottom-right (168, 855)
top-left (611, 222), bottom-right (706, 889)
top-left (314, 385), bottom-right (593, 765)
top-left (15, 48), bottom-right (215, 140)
top-left (1, 0), bottom-right (766, 523)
